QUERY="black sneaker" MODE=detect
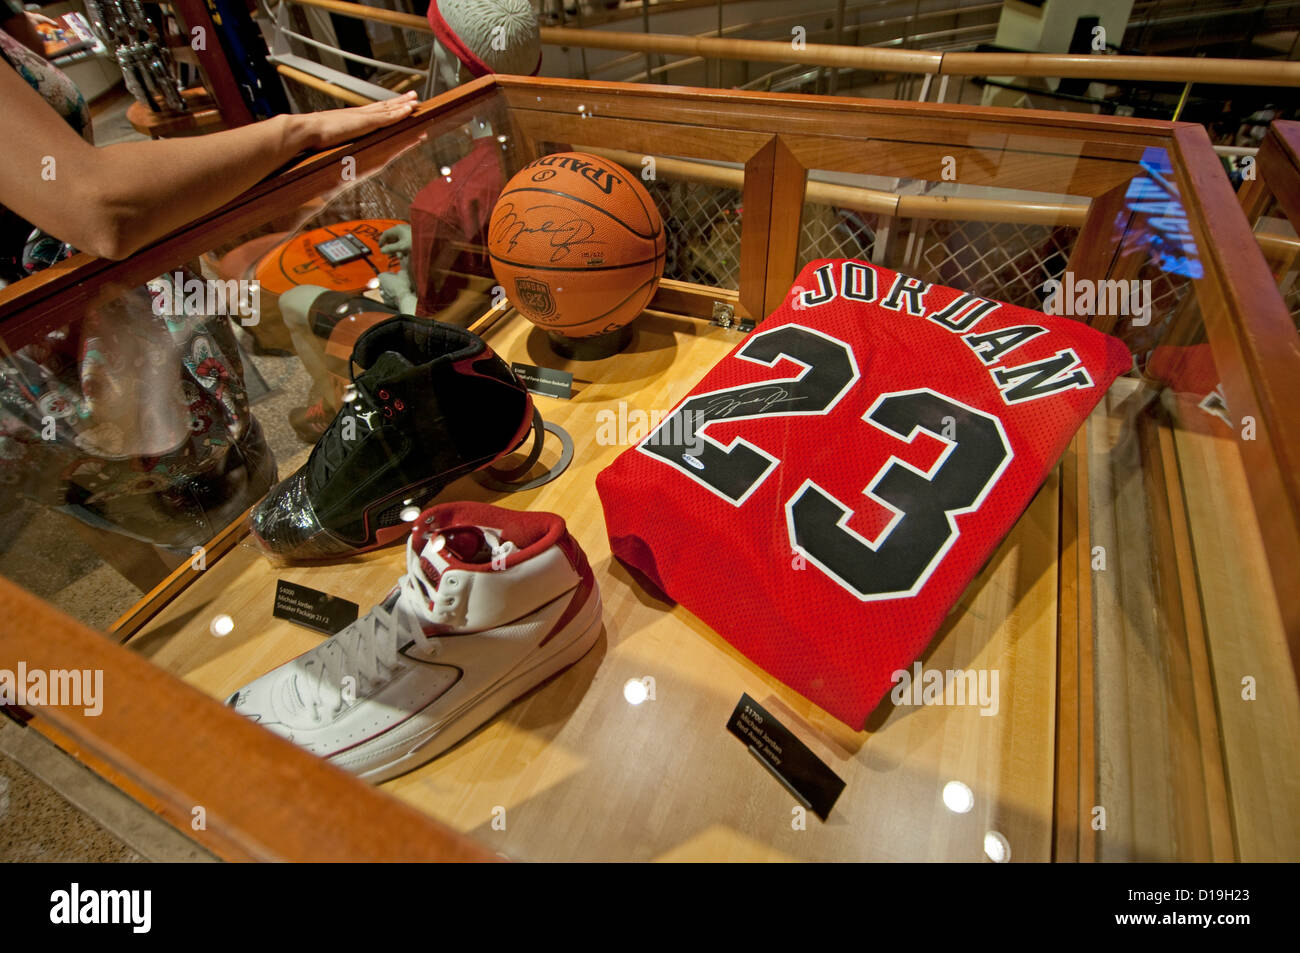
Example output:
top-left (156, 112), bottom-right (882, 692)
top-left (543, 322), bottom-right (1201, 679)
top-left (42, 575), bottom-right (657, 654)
top-left (249, 316), bottom-right (533, 560)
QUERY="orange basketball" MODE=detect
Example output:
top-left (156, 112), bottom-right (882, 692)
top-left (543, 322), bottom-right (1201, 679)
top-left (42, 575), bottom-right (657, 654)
top-left (255, 219), bottom-right (406, 298)
top-left (488, 152), bottom-right (666, 339)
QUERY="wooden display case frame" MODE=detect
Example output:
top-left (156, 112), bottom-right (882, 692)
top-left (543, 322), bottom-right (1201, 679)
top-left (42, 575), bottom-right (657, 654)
top-left (0, 75), bottom-right (1297, 862)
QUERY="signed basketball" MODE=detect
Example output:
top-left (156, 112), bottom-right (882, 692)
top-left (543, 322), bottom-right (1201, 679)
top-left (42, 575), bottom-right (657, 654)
top-left (487, 152), bottom-right (666, 340)
top-left (255, 219), bottom-right (406, 299)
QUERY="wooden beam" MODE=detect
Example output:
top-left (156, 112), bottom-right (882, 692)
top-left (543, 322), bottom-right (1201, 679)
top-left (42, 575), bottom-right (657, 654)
top-left (1171, 123), bottom-right (1300, 667)
top-left (1255, 122), bottom-right (1300, 234)
top-left (170, 0), bottom-right (255, 126)
top-left (1062, 178), bottom-right (1139, 334)
top-left (739, 136), bottom-right (781, 321)
top-left (764, 138), bottom-right (807, 315)
top-left (1054, 434), bottom-right (1082, 863)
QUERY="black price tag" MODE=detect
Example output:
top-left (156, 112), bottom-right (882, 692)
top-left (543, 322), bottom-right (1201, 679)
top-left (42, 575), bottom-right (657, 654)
top-left (511, 362), bottom-right (573, 400)
top-left (726, 693), bottom-right (845, 821)
top-left (273, 580), bottom-right (359, 635)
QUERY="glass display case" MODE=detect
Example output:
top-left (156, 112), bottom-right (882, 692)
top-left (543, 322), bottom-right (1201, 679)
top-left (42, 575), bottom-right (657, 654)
top-left (0, 74), bottom-right (1296, 862)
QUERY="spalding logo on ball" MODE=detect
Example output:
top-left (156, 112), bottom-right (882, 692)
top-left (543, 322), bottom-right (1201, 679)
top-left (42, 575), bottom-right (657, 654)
top-left (488, 152), bottom-right (667, 340)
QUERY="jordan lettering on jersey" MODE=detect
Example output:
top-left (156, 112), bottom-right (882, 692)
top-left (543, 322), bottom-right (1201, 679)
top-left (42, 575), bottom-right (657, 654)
top-left (796, 260), bottom-right (1094, 404)
top-left (598, 259), bottom-right (1131, 728)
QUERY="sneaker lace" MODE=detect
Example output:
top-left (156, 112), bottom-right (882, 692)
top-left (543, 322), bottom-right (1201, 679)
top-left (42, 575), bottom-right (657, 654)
top-left (296, 527), bottom-right (517, 723)
top-left (310, 380), bottom-right (380, 483)
top-left (302, 540), bottom-right (441, 721)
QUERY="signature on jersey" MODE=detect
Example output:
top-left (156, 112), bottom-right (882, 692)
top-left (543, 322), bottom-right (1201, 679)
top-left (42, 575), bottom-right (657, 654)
top-left (491, 203), bottom-right (603, 263)
top-left (698, 385), bottom-right (799, 421)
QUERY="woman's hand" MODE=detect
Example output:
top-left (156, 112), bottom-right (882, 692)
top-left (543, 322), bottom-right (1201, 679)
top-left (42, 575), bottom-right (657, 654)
top-left (289, 92), bottom-right (420, 151)
top-left (1, 60), bottom-right (421, 260)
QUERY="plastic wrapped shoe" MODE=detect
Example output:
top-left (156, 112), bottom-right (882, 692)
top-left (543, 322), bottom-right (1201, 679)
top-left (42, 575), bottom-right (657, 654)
top-left (228, 502), bottom-right (602, 782)
top-left (249, 317), bottom-right (532, 560)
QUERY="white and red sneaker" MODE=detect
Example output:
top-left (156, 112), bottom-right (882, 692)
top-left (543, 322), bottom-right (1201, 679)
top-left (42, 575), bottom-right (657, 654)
top-left (227, 502), bottom-right (602, 783)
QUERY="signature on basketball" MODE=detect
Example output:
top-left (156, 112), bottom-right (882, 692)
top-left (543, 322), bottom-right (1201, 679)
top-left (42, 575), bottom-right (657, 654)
top-left (492, 203), bottom-right (604, 263)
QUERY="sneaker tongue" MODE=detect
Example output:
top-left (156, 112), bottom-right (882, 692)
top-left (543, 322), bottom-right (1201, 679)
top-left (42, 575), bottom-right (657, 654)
top-left (415, 524), bottom-right (510, 592)
top-left (401, 521), bottom-right (521, 631)
top-left (441, 527), bottom-right (494, 563)
top-left (419, 525), bottom-right (503, 573)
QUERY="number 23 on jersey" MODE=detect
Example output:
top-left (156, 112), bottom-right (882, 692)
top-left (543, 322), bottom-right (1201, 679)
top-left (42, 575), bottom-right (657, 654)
top-left (637, 324), bottom-right (1013, 601)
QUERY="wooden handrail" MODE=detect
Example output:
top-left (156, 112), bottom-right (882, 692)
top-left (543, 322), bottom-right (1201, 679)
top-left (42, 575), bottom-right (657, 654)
top-left (584, 146), bottom-right (1300, 251)
top-left (585, 0), bottom-right (1003, 79)
top-left (551, 0), bottom-right (966, 32)
top-left (938, 50), bottom-right (1298, 85)
top-left (575, 0), bottom-right (1300, 35)
top-left (281, 0), bottom-right (1300, 88)
top-left (567, 28), bottom-right (945, 76)
top-left (288, 0), bottom-right (426, 31)
top-left (544, 26), bottom-right (1300, 86)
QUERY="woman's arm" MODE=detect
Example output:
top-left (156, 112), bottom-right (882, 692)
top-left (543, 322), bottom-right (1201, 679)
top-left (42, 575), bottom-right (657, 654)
top-left (0, 2), bottom-right (45, 56)
top-left (0, 66), bottom-right (418, 259)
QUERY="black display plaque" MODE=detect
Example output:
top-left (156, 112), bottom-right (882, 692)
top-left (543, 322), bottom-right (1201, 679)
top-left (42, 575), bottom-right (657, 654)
top-left (726, 693), bottom-right (845, 821)
top-left (273, 580), bottom-right (359, 636)
top-left (510, 362), bottom-right (574, 399)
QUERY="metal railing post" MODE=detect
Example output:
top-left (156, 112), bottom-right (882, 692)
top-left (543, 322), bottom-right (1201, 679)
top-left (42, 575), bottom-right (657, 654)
top-left (641, 0), bottom-right (655, 83)
top-left (830, 0), bottom-right (846, 94)
top-left (716, 0), bottom-right (723, 88)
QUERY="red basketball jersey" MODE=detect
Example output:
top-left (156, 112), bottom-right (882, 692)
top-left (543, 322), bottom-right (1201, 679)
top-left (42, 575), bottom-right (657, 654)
top-left (597, 259), bottom-right (1131, 728)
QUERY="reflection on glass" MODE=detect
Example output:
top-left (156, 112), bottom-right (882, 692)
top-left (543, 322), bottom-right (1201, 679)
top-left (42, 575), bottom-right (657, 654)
top-left (943, 780), bottom-right (975, 814)
top-left (983, 831), bottom-right (1011, 863)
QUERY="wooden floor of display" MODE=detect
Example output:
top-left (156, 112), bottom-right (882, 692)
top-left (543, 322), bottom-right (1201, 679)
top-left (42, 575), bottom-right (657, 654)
top-left (123, 307), bottom-right (1300, 862)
